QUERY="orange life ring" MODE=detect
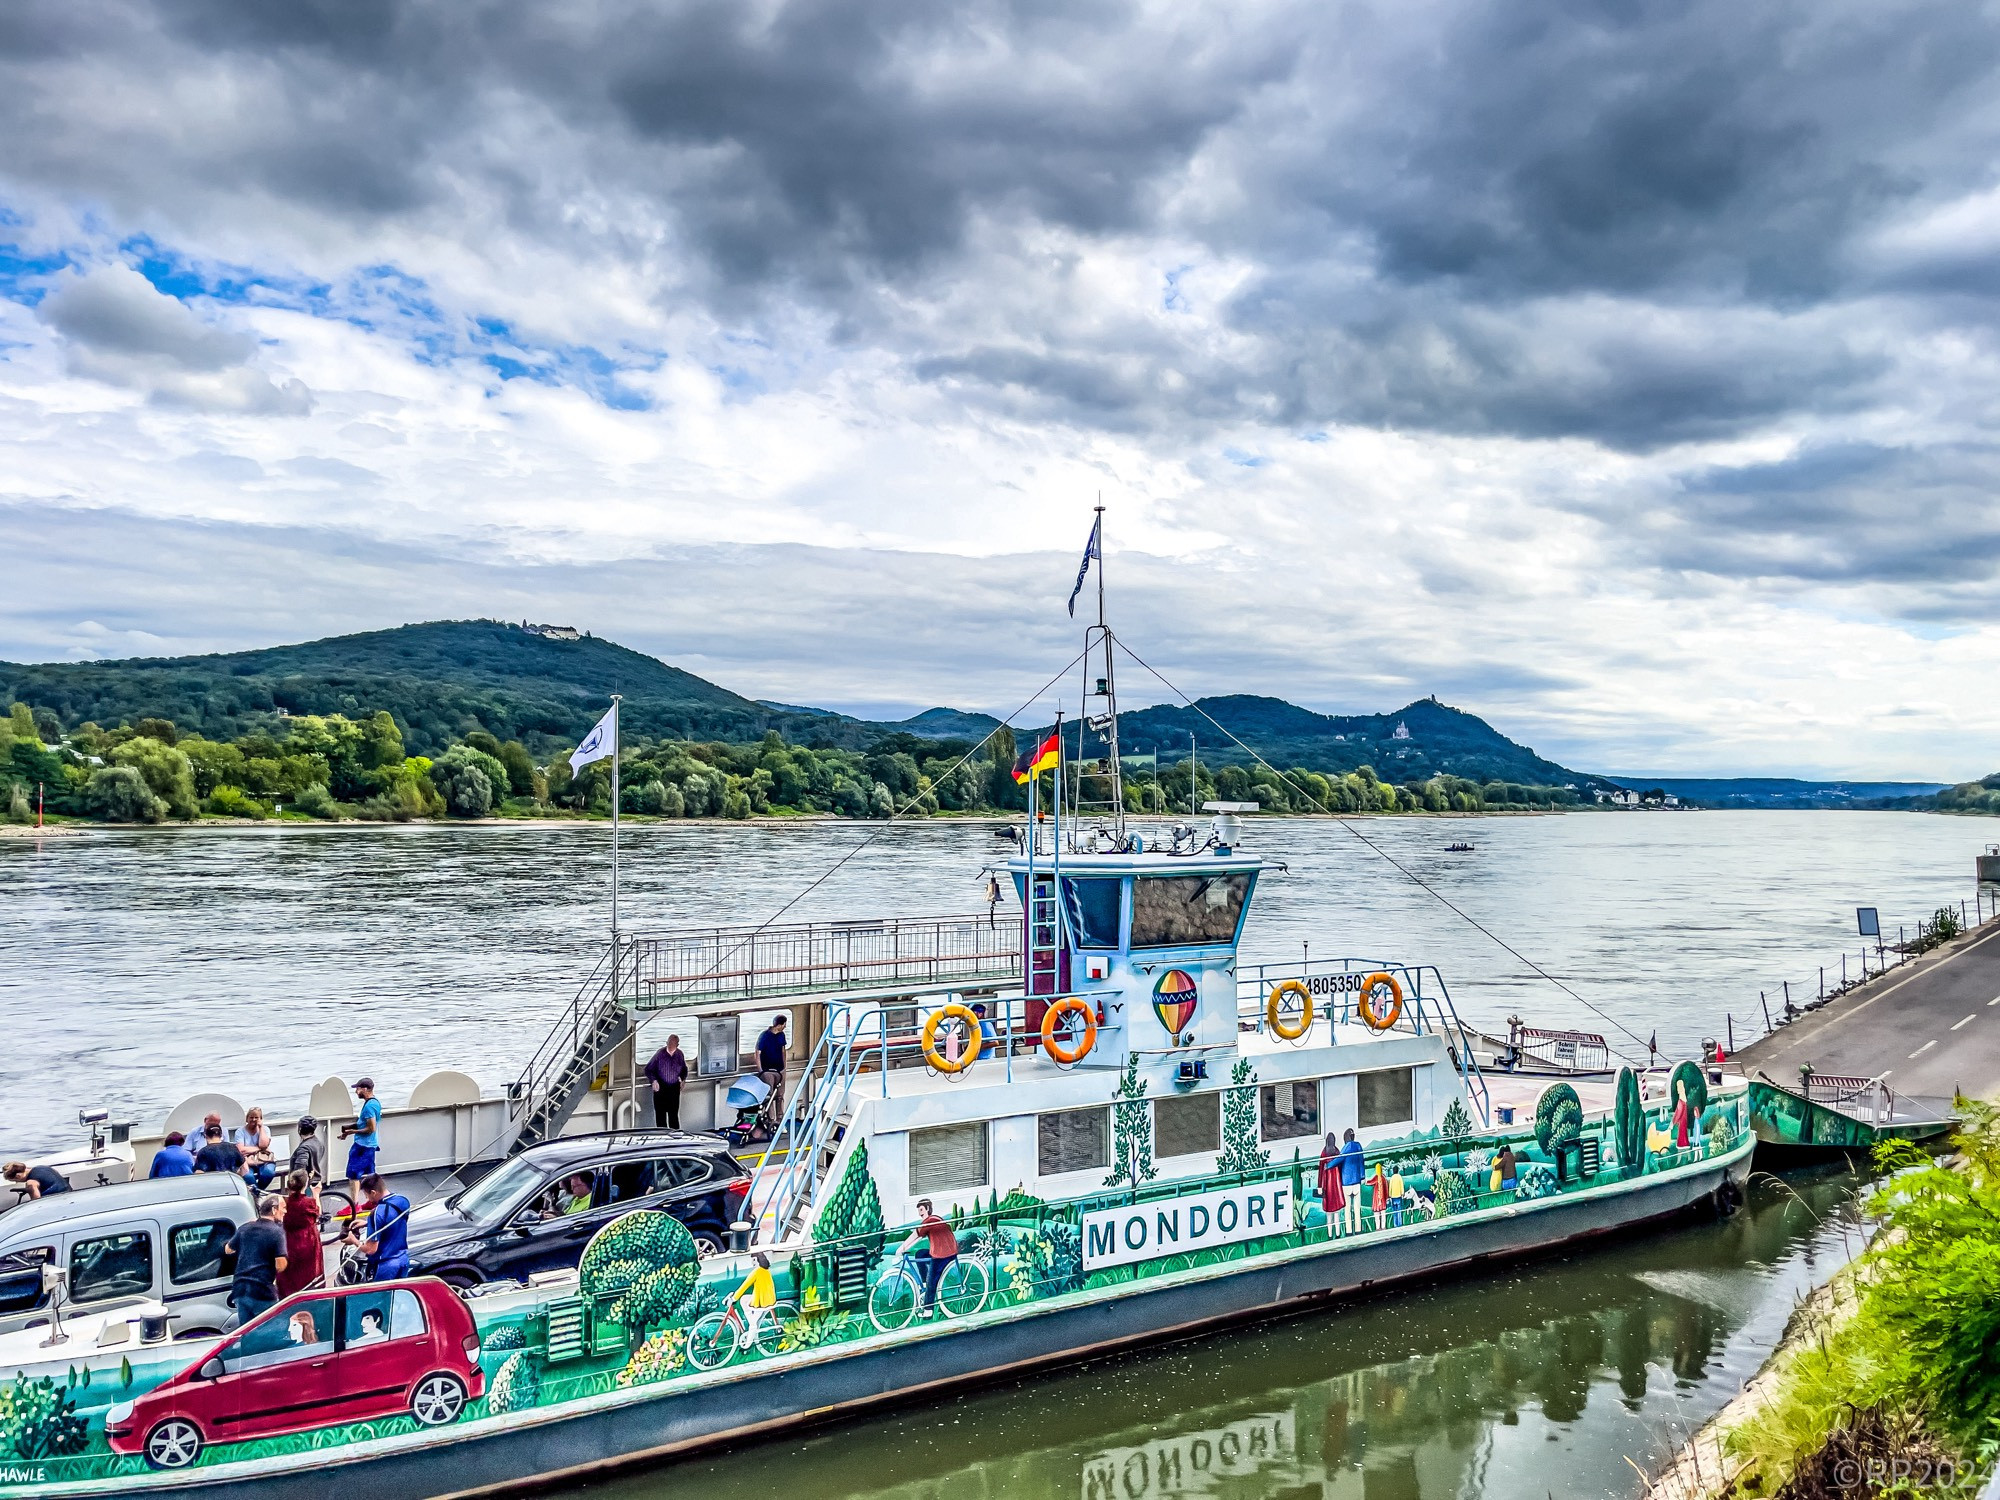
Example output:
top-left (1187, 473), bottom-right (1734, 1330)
top-left (1357, 971), bottom-right (1403, 1031)
top-left (1040, 998), bottom-right (1097, 1065)
top-left (921, 1003), bottom-right (984, 1074)
top-left (1266, 979), bottom-right (1313, 1040)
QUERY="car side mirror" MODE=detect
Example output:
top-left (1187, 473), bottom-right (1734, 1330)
top-left (199, 1357), bottom-right (224, 1380)
top-left (514, 1211), bottom-right (541, 1231)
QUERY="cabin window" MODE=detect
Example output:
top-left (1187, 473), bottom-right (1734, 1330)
top-left (169, 1219), bottom-right (236, 1285)
top-left (1129, 874), bottom-right (1253, 949)
top-left (0, 1248), bottom-right (51, 1315)
top-left (1357, 1068), bottom-right (1415, 1129)
top-left (908, 1123), bottom-right (990, 1196)
top-left (1153, 1093), bottom-right (1221, 1158)
top-left (69, 1230), bottom-right (153, 1304)
top-left (1062, 879), bottom-right (1123, 950)
top-left (1038, 1107), bottom-right (1109, 1176)
top-left (1260, 1081), bottom-right (1320, 1142)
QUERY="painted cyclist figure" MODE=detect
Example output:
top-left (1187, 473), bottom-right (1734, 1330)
top-left (898, 1198), bottom-right (958, 1319)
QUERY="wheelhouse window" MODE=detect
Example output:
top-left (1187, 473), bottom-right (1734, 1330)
top-left (1153, 1093), bottom-right (1221, 1158)
top-left (1357, 1068), bottom-right (1415, 1129)
top-left (908, 1123), bottom-right (990, 1196)
top-left (1037, 1107), bottom-right (1109, 1176)
top-left (69, 1230), bottom-right (152, 1304)
top-left (1260, 1081), bottom-right (1321, 1142)
top-left (1129, 874), bottom-right (1253, 948)
top-left (169, 1220), bottom-right (236, 1285)
top-left (1061, 879), bottom-right (1123, 950)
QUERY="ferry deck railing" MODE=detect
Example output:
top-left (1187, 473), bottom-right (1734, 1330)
top-left (1234, 958), bottom-right (1493, 1125)
top-left (626, 913), bottom-right (1021, 1009)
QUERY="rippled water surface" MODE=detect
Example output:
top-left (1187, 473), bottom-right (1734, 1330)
top-left (557, 1166), bottom-right (1870, 1500)
top-left (0, 810), bottom-right (1988, 1150)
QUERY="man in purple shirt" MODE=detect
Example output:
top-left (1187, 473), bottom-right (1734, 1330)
top-left (644, 1035), bottom-right (688, 1130)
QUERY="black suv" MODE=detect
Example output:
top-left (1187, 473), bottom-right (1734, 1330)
top-left (401, 1131), bottom-right (750, 1287)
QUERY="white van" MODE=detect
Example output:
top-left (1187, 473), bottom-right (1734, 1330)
top-left (0, 1175), bottom-right (256, 1338)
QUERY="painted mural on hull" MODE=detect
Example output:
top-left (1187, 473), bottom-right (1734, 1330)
top-left (0, 1073), bottom-right (1746, 1492)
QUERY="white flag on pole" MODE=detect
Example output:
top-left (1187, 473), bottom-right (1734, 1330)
top-left (568, 705), bottom-right (618, 772)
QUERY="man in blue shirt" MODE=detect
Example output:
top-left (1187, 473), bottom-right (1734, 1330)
top-left (149, 1132), bottom-right (197, 1178)
top-left (339, 1077), bottom-right (382, 1205)
top-left (755, 1017), bottom-right (788, 1128)
top-left (1338, 1128), bottom-right (1366, 1235)
top-left (346, 1174), bottom-right (412, 1282)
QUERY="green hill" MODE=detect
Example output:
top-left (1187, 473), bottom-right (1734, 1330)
top-left (1, 620), bottom-right (1600, 788)
top-left (0, 620), bottom-right (867, 756)
top-left (1102, 694), bottom-right (1607, 791)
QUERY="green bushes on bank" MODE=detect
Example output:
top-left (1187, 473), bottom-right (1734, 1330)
top-left (1724, 1098), bottom-right (2000, 1494)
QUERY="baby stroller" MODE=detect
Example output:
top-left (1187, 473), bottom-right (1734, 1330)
top-left (720, 1075), bottom-right (774, 1149)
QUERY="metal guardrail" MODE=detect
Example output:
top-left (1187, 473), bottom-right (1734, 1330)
top-left (627, 913), bottom-right (1021, 1008)
top-left (1234, 957), bottom-right (1493, 1125)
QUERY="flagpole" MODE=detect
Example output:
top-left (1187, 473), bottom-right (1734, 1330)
top-left (610, 694), bottom-right (622, 943)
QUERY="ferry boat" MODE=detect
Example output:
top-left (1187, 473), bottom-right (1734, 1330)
top-left (0, 572), bottom-right (1755, 1499)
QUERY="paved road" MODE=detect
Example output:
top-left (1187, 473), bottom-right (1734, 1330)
top-left (1737, 914), bottom-right (2000, 1103)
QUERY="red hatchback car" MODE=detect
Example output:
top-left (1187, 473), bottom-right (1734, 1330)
top-left (106, 1278), bottom-right (485, 1469)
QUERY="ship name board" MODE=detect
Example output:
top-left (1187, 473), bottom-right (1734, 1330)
top-left (1081, 1181), bottom-right (1292, 1271)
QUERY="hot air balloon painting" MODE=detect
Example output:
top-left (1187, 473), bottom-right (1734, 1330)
top-left (1153, 968), bottom-right (1200, 1038)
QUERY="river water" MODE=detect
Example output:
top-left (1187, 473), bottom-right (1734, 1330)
top-left (0, 810), bottom-right (1988, 1154)
top-left (559, 1165), bottom-right (1869, 1500)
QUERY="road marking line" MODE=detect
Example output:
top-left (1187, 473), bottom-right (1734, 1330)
top-left (1909, 1040), bottom-right (1937, 1058)
top-left (1990, 996), bottom-right (2000, 1006)
top-left (1952, 1014), bottom-right (1977, 1031)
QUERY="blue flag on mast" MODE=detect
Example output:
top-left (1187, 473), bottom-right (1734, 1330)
top-left (1067, 515), bottom-right (1101, 617)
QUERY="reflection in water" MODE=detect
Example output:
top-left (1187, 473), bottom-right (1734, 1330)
top-left (568, 1168), bottom-right (1867, 1500)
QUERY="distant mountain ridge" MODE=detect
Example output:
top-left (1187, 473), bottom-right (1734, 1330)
top-left (3, 618), bottom-right (1599, 786)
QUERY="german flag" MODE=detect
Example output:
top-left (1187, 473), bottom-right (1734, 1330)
top-left (1011, 730), bottom-right (1060, 784)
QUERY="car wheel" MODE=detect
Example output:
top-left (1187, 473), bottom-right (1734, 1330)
top-left (436, 1268), bottom-right (482, 1292)
top-left (144, 1417), bottom-right (203, 1470)
top-left (409, 1372), bottom-right (468, 1427)
top-left (691, 1230), bottom-right (725, 1258)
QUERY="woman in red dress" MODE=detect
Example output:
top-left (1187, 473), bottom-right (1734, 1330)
top-left (1672, 1080), bottom-right (1692, 1150)
top-left (277, 1169), bottom-right (322, 1298)
top-left (1317, 1133), bottom-right (1345, 1237)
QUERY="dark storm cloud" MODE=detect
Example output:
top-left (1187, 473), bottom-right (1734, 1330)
top-left (6, 0), bottom-right (2000, 590)
top-left (1648, 443), bottom-right (2000, 590)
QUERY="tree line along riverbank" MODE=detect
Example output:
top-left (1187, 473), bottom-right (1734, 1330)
top-left (0, 701), bottom-right (1591, 826)
top-left (1654, 1100), bottom-right (2000, 1500)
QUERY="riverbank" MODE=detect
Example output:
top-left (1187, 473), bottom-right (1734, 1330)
top-left (1648, 1105), bottom-right (2000, 1500)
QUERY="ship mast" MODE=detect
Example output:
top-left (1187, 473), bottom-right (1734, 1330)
top-left (1075, 502), bottom-right (1125, 842)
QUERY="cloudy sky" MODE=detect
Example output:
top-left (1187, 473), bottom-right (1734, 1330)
top-left (4, 0), bottom-right (2000, 778)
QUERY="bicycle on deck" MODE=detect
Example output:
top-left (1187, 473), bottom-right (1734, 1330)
top-left (868, 1251), bottom-right (989, 1332)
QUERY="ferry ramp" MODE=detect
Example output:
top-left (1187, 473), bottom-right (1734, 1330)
top-left (1735, 914), bottom-right (2000, 1104)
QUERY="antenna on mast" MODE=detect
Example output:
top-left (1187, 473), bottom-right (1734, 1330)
top-left (1074, 497), bottom-right (1125, 843)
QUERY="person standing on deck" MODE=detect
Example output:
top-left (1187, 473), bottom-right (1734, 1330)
top-left (1316, 1133), bottom-right (1346, 1237)
top-left (646, 1035), bottom-right (688, 1131)
top-left (289, 1116), bottom-right (325, 1189)
top-left (224, 1194), bottom-right (287, 1328)
top-left (1672, 1079), bottom-right (1692, 1151)
top-left (756, 1017), bottom-right (789, 1129)
top-left (1338, 1129), bottom-right (1365, 1235)
top-left (277, 1170), bottom-right (322, 1298)
top-left (340, 1078), bottom-right (382, 1205)
top-left (345, 1173), bottom-right (412, 1282)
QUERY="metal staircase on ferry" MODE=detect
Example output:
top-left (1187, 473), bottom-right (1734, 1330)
top-left (503, 943), bottom-right (634, 1154)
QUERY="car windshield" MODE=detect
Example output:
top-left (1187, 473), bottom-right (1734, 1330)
top-left (451, 1156), bottom-right (546, 1223)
